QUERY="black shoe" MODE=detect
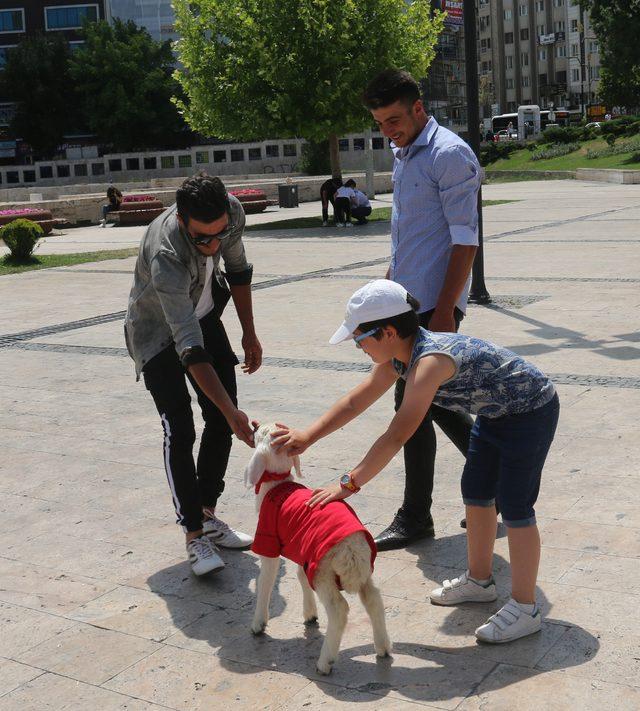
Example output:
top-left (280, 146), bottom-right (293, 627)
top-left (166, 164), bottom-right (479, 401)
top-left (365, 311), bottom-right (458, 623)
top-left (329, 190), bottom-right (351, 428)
top-left (460, 502), bottom-right (501, 529)
top-left (374, 509), bottom-right (434, 551)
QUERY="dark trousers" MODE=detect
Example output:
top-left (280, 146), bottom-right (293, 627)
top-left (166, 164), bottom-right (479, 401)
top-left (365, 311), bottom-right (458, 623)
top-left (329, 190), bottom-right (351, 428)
top-left (142, 311), bottom-right (239, 532)
top-left (351, 205), bottom-right (372, 223)
top-left (321, 192), bottom-right (336, 222)
top-left (394, 308), bottom-right (474, 525)
top-left (334, 197), bottom-right (352, 223)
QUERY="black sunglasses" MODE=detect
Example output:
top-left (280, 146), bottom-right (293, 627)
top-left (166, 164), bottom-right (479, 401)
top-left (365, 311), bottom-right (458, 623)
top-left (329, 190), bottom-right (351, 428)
top-left (184, 213), bottom-right (233, 246)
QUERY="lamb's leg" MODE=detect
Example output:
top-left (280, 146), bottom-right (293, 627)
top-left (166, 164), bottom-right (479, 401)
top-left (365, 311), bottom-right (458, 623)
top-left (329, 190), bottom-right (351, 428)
top-left (251, 556), bottom-right (280, 635)
top-left (315, 582), bottom-right (349, 675)
top-left (359, 577), bottom-right (392, 657)
top-left (296, 565), bottom-right (318, 625)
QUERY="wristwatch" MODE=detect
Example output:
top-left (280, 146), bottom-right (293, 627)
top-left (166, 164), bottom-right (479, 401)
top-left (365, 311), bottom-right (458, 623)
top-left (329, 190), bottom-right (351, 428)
top-left (339, 473), bottom-right (361, 493)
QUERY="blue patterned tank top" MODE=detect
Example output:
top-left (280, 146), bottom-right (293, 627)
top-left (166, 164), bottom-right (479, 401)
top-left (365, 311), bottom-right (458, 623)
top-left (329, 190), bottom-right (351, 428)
top-left (393, 328), bottom-right (556, 419)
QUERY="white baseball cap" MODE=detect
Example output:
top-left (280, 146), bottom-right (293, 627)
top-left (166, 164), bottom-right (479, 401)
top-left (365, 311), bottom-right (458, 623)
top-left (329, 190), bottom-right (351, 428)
top-left (329, 280), bottom-right (413, 345)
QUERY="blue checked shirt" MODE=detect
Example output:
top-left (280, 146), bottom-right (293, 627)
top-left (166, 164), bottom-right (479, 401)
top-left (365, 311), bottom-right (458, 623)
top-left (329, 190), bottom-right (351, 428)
top-left (390, 118), bottom-right (481, 314)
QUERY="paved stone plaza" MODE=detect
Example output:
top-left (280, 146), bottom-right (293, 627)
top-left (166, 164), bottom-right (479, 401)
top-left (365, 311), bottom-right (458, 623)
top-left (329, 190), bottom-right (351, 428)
top-left (0, 180), bottom-right (639, 709)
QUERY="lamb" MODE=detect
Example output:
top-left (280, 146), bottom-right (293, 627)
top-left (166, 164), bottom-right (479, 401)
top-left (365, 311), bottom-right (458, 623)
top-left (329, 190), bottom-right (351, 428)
top-left (245, 423), bottom-right (391, 675)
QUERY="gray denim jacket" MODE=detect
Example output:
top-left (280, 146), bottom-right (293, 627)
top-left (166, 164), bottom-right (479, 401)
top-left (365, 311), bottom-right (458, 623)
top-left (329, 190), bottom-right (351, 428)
top-left (124, 195), bottom-right (252, 379)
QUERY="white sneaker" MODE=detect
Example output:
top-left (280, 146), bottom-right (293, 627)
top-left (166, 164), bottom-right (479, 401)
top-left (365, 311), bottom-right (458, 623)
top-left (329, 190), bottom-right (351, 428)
top-left (203, 514), bottom-right (253, 549)
top-left (322, 221), bottom-right (328, 226)
top-left (99, 219), bottom-right (106, 228)
top-left (430, 570), bottom-right (497, 606)
top-left (345, 222), bottom-right (353, 228)
top-left (186, 535), bottom-right (225, 576)
top-left (475, 599), bottom-right (541, 643)
top-left (336, 222), bottom-right (344, 228)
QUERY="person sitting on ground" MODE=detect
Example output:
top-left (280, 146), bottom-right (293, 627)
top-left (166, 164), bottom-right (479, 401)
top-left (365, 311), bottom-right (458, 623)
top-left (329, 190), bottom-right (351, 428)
top-left (334, 180), bottom-right (357, 227)
top-left (349, 181), bottom-right (372, 225)
top-left (100, 186), bottom-right (123, 227)
top-left (272, 279), bottom-right (560, 644)
top-left (319, 177), bottom-right (342, 226)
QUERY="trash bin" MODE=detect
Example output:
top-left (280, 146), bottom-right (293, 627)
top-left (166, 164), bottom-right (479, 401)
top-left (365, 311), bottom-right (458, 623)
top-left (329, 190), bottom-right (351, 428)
top-left (278, 184), bottom-right (299, 208)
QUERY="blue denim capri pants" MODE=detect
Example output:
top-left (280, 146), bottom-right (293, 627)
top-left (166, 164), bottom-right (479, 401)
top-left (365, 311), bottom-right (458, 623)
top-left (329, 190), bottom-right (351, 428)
top-left (461, 393), bottom-right (560, 528)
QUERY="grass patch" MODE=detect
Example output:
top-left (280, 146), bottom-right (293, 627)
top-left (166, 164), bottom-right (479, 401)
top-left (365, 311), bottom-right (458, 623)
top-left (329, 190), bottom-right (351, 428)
top-left (0, 247), bottom-right (138, 276)
top-left (489, 136), bottom-right (640, 172)
top-left (246, 200), bottom-right (514, 231)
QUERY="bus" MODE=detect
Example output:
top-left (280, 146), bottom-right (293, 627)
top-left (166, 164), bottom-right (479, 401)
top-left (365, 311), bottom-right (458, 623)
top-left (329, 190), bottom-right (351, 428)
top-left (491, 109), bottom-right (582, 135)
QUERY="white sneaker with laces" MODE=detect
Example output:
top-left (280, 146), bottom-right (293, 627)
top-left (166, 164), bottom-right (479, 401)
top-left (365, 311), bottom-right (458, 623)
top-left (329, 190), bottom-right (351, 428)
top-left (187, 535), bottom-right (225, 576)
top-left (336, 222), bottom-right (344, 228)
top-left (322, 220), bottom-right (328, 226)
top-left (430, 570), bottom-right (497, 606)
top-left (345, 222), bottom-right (353, 228)
top-left (203, 514), bottom-right (253, 549)
top-left (475, 598), bottom-right (541, 643)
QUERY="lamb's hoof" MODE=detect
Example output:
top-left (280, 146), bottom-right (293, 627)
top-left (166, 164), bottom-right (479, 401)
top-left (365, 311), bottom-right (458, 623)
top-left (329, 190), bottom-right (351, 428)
top-left (250, 622), bottom-right (266, 636)
top-left (316, 660), bottom-right (333, 676)
top-left (304, 616), bottom-right (319, 627)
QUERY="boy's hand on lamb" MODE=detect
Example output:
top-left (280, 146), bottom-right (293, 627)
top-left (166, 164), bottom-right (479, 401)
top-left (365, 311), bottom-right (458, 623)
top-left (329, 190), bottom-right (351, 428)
top-left (307, 484), bottom-right (351, 508)
top-left (271, 427), bottom-right (311, 455)
top-left (228, 408), bottom-right (255, 447)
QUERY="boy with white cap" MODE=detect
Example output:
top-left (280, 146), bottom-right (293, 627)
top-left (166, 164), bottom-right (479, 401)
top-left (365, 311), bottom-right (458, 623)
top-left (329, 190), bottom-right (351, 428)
top-left (272, 279), bottom-right (559, 643)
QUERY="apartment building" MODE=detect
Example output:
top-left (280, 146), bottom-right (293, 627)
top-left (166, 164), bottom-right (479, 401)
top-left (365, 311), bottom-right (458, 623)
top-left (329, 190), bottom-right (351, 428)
top-left (476, 0), bottom-right (601, 115)
top-left (107, 1), bottom-right (177, 44)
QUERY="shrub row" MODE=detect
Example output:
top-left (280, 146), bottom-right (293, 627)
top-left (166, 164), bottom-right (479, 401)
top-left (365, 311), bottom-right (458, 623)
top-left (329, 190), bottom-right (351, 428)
top-left (586, 138), bottom-right (640, 159)
top-left (479, 140), bottom-right (521, 166)
top-left (530, 143), bottom-right (580, 161)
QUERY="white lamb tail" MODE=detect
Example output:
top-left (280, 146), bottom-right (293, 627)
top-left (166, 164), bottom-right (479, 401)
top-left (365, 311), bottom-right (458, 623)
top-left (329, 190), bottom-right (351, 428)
top-left (329, 532), bottom-right (372, 594)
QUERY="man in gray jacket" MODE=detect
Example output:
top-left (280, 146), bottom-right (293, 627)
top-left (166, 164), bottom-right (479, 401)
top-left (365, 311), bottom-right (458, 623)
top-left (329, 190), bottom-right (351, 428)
top-left (125, 173), bottom-right (261, 575)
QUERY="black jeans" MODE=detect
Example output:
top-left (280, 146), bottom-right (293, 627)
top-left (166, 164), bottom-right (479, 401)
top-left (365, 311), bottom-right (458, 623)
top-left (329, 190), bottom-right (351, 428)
top-left (394, 308), bottom-right (474, 525)
top-left (334, 197), bottom-right (352, 223)
top-left (142, 311), bottom-right (239, 532)
top-left (321, 192), bottom-right (336, 222)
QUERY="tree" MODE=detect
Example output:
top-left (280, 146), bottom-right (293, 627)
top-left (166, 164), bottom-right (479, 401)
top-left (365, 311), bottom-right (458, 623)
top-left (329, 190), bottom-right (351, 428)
top-left (173, 0), bottom-right (444, 177)
top-left (2, 33), bottom-right (76, 156)
top-left (69, 19), bottom-right (184, 151)
top-left (580, 1), bottom-right (640, 109)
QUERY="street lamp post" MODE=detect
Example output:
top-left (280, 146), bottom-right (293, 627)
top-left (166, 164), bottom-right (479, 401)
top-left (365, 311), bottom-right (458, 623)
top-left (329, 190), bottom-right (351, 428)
top-left (463, 0), bottom-right (491, 304)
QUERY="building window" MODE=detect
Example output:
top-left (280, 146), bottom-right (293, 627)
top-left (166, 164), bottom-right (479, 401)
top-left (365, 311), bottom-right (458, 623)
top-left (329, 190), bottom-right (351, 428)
top-left (571, 43), bottom-right (579, 56)
top-left (521, 53), bottom-right (529, 66)
top-left (535, 0), bottom-right (544, 11)
top-left (590, 41), bottom-right (599, 52)
top-left (504, 32), bottom-right (514, 44)
top-left (283, 144), bottom-right (297, 156)
top-left (522, 75), bottom-right (530, 87)
top-left (556, 70), bottom-right (567, 83)
top-left (538, 49), bottom-right (547, 60)
top-left (590, 65), bottom-right (600, 80)
top-left (213, 150), bottom-right (226, 162)
top-left (553, 0), bottom-right (564, 6)
top-left (353, 138), bottom-right (365, 151)
top-left (480, 16), bottom-right (491, 31)
top-left (108, 159), bottom-right (122, 172)
top-left (91, 163), bottom-right (104, 175)
top-left (555, 44), bottom-right (567, 57)
top-left (520, 29), bottom-right (529, 41)
top-left (144, 157), bottom-right (157, 169)
top-left (506, 78), bottom-right (514, 89)
top-left (507, 101), bottom-right (517, 112)
top-left (504, 9), bottom-right (513, 20)
top-left (570, 19), bottom-right (578, 32)
top-left (506, 55), bottom-right (514, 69)
top-left (0, 46), bottom-right (16, 69)
top-left (519, 5), bottom-right (528, 16)
top-left (7, 170), bottom-right (19, 183)
top-left (74, 164), bottom-right (87, 176)
top-left (161, 155), bottom-right (175, 169)
top-left (248, 147), bottom-right (261, 160)
top-left (23, 169), bottom-right (36, 183)
top-left (40, 166), bottom-right (54, 179)
top-left (265, 144), bottom-right (279, 157)
top-left (45, 4), bottom-right (99, 31)
top-left (230, 149), bottom-right (244, 162)
top-left (57, 164), bottom-right (71, 178)
top-left (554, 21), bottom-right (565, 32)
top-left (338, 139), bottom-right (349, 152)
top-left (0, 9), bottom-right (25, 33)
top-left (481, 60), bottom-right (492, 73)
top-left (372, 136), bottom-right (384, 149)
top-left (195, 151), bottom-right (209, 164)
top-left (481, 38), bottom-right (491, 52)
top-left (537, 24), bottom-right (545, 35)
top-left (572, 68), bottom-right (580, 82)
top-left (178, 154), bottom-right (192, 168)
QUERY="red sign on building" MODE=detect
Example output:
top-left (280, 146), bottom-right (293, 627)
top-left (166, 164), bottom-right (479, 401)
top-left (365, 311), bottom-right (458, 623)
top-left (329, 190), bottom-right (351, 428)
top-left (441, 0), bottom-right (464, 26)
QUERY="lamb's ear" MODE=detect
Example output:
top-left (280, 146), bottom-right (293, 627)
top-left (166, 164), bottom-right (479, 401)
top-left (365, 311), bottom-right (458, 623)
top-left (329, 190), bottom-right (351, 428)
top-left (244, 448), bottom-right (268, 488)
top-left (292, 454), bottom-right (302, 479)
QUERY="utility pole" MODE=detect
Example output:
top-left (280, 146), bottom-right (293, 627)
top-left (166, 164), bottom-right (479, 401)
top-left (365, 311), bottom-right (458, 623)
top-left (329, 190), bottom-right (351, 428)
top-left (464, 0), bottom-right (491, 304)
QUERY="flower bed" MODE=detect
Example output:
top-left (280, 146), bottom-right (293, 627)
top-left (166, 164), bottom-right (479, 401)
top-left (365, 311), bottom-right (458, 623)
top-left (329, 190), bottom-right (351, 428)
top-left (116, 207), bottom-right (167, 225)
top-left (229, 188), bottom-right (268, 214)
top-left (119, 199), bottom-right (164, 211)
top-left (0, 208), bottom-right (58, 235)
top-left (122, 194), bottom-right (155, 202)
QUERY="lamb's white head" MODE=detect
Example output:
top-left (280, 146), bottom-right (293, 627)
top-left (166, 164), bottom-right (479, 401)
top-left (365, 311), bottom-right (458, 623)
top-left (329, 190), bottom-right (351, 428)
top-left (244, 423), bottom-right (302, 491)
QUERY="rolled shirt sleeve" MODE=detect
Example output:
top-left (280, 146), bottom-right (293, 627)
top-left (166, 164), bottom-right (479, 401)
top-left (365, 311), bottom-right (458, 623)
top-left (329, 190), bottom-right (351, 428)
top-left (434, 144), bottom-right (481, 247)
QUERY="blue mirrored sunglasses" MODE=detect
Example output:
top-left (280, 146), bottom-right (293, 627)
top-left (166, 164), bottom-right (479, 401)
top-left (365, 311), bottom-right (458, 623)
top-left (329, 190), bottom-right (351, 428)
top-left (353, 327), bottom-right (379, 348)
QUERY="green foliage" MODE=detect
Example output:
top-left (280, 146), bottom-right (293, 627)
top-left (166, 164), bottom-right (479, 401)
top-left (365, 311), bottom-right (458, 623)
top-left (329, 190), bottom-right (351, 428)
top-left (605, 133), bottom-right (617, 147)
top-left (173, 0), bottom-right (444, 160)
top-left (299, 140), bottom-right (331, 175)
top-left (1, 34), bottom-right (76, 155)
top-left (479, 141), bottom-right (520, 166)
top-left (586, 137), bottom-right (640, 158)
top-left (580, 1), bottom-right (640, 108)
top-left (0, 219), bottom-right (44, 262)
top-left (540, 126), bottom-right (584, 144)
top-left (599, 116), bottom-right (640, 137)
top-left (69, 19), bottom-right (184, 151)
top-left (530, 143), bottom-right (580, 161)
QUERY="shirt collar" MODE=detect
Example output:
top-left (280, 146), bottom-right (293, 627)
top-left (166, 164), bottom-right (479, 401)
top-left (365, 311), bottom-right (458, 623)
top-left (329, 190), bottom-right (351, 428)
top-left (391, 117), bottom-right (439, 158)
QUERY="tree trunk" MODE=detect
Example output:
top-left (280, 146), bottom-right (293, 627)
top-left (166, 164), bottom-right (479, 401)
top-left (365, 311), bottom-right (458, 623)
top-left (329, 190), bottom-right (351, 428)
top-left (328, 133), bottom-right (342, 179)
